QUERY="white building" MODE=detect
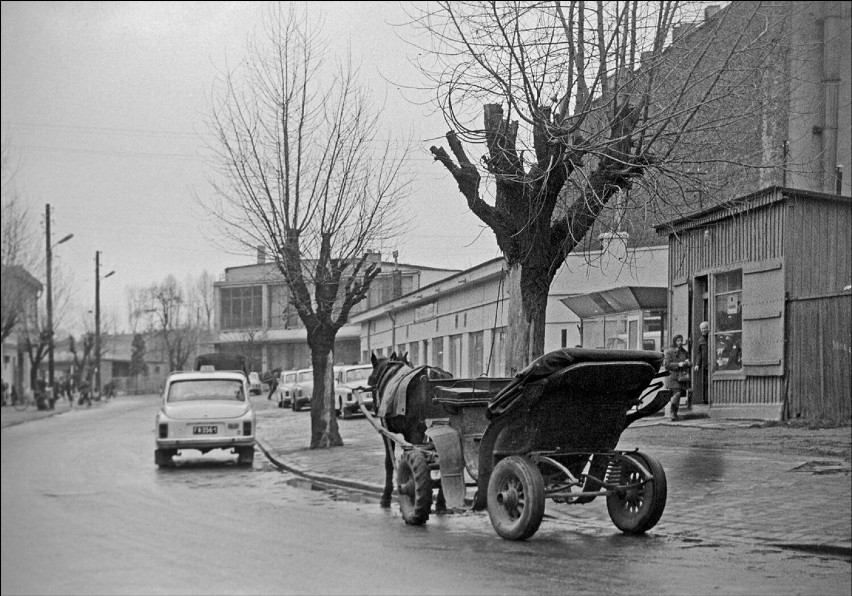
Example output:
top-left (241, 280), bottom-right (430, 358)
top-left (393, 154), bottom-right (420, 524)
top-left (351, 238), bottom-right (669, 377)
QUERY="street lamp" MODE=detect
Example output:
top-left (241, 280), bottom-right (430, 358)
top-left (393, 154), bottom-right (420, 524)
top-left (94, 250), bottom-right (115, 397)
top-left (45, 203), bottom-right (74, 401)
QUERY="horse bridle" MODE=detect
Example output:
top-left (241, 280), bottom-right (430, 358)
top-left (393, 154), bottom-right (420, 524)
top-left (370, 358), bottom-right (407, 412)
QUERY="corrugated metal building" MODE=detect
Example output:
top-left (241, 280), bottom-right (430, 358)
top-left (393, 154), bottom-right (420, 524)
top-left (656, 186), bottom-right (851, 421)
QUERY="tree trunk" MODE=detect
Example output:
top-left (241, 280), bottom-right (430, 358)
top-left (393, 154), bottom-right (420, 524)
top-left (309, 344), bottom-right (342, 448)
top-left (504, 262), bottom-right (549, 375)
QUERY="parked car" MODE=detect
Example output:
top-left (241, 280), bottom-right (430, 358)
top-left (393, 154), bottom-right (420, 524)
top-left (334, 364), bottom-right (373, 419)
top-left (154, 371), bottom-right (255, 468)
top-left (291, 368), bottom-right (313, 412)
top-left (275, 370), bottom-right (298, 409)
top-left (248, 371), bottom-right (262, 395)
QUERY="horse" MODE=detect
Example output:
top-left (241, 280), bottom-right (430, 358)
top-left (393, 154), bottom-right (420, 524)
top-left (368, 352), bottom-right (453, 511)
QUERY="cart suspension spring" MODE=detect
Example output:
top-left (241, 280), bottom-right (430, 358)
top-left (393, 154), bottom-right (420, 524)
top-left (604, 461), bottom-right (622, 485)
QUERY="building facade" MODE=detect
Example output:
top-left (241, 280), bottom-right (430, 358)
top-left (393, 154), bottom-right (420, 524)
top-left (352, 241), bottom-right (669, 378)
top-left (657, 186), bottom-right (851, 421)
top-left (209, 252), bottom-right (459, 373)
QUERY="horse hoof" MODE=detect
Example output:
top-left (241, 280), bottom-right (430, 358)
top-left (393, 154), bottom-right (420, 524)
top-left (380, 498), bottom-right (392, 508)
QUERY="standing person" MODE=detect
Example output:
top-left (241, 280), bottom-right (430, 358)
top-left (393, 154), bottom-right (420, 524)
top-left (664, 334), bottom-right (691, 421)
top-left (1, 378), bottom-right (8, 406)
top-left (266, 369), bottom-right (280, 401)
top-left (78, 377), bottom-right (92, 407)
top-left (693, 321), bottom-right (710, 405)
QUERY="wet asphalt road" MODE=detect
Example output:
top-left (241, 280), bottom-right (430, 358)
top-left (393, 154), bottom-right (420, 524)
top-left (1, 396), bottom-right (849, 595)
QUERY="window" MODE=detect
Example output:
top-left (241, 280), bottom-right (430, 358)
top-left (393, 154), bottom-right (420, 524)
top-left (409, 341), bottom-right (420, 366)
top-left (268, 285), bottom-right (302, 329)
top-left (489, 327), bottom-right (507, 376)
top-left (561, 329), bottom-right (567, 348)
top-left (448, 334), bottom-right (463, 376)
top-left (469, 331), bottom-right (483, 376)
top-left (713, 269), bottom-right (742, 372)
top-left (221, 286), bottom-right (262, 330)
top-left (433, 336), bottom-right (444, 368)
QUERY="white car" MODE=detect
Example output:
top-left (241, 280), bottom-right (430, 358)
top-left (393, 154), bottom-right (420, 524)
top-left (155, 371), bottom-right (256, 468)
top-left (248, 371), bottom-right (262, 395)
top-left (275, 370), bottom-right (298, 408)
top-left (291, 368), bottom-right (313, 411)
top-left (334, 364), bottom-right (374, 419)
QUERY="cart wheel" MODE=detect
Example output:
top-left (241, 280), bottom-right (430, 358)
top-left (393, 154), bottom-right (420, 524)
top-left (397, 450), bottom-right (432, 525)
top-left (606, 452), bottom-right (667, 534)
top-left (487, 456), bottom-right (545, 541)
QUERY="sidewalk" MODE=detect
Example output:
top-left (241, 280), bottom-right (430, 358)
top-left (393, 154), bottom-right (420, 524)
top-left (254, 400), bottom-right (851, 557)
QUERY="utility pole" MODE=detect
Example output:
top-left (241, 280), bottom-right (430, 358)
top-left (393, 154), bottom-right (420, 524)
top-left (45, 205), bottom-right (73, 402)
top-left (46, 204), bottom-right (54, 392)
top-left (94, 250), bottom-right (114, 397)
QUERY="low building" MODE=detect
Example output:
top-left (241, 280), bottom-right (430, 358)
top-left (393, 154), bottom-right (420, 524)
top-left (656, 186), bottom-right (851, 421)
top-left (351, 240), bottom-right (669, 378)
top-left (208, 250), bottom-right (459, 373)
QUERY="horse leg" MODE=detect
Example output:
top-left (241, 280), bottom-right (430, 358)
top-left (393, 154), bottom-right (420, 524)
top-left (380, 435), bottom-right (394, 508)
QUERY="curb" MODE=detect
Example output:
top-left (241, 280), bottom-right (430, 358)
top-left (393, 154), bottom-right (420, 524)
top-left (775, 542), bottom-right (852, 559)
top-left (255, 437), bottom-right (386, 498)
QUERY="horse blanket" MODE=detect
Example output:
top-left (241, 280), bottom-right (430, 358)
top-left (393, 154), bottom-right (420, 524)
top-left (376, 365), bottom-right (430, 418)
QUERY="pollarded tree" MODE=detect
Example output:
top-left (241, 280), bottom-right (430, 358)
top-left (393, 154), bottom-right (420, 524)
top-left (204, 4), bottom-right (409, 448)
top-left (410, 1), bottom-right (791, 372)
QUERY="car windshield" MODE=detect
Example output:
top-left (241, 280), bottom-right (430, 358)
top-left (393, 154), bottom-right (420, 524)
top-left (167, 379), bottom-right (246, 403)
top-left (298, 371), bottom-right (312, 383)
top-left (344, 368), bottom-right (371, 383)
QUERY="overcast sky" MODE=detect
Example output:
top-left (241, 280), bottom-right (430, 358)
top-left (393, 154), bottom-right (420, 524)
top-left (1, 1), bottom-right (500, 333)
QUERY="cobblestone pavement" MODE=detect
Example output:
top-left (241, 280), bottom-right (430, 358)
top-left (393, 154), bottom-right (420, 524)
top-left (4, 395), bottom-right (849, 558)
top-left (252, 398), bottom-right (851, 558)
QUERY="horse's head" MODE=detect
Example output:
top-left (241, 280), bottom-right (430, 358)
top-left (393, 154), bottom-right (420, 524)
top-left (368, 351), bottom-right (413, 406)
top-left (368, 351), bottom-right (407, 388)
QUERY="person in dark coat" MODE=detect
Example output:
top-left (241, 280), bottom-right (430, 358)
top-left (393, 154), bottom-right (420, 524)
top-left (693, 321), bottom-right (709, 404)
top-left (266, 369), bottom-right (280, 401)
top-left (664, 334), bottom-right (691, 421)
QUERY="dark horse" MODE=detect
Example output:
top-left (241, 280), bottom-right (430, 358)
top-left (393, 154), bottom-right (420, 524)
top-left (368, 352), bottom-right (453, 509)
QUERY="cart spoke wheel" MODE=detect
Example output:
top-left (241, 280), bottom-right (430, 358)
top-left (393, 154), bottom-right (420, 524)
top-left (606, 452), bottom-right (667, 534)
top-left (396, 450), bottom-right (432, 526)
top-left (487, 456), bottom-right (545, 541)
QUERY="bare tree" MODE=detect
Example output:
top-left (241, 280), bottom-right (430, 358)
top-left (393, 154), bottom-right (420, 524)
top-left (1, 139), bottom-right (40, 342)
top-left (137, 276), bottom-right (199, 373)
top-left (410, 1), bottom-right (792, 371)
top-left (187, 270), bottom-right (216, 331)
top-left (19, 267), bottom-right (73, 389)
top-left (204, 4), bottom-right (410, 448)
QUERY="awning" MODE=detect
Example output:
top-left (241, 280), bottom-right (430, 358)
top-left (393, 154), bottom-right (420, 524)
top-left (560, 286), bottom-right (668, 319)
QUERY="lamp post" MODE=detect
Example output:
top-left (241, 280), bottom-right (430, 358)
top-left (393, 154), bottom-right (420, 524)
top-left (94, 250), bottom-right (115, 397)
top-left (45, 203), bottom-right (73, 401)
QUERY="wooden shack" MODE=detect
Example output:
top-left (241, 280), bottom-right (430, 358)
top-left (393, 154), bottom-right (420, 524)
top-left (656, 186), bottom-right (851, 421)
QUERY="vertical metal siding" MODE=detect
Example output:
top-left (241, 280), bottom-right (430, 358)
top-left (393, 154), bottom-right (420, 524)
top-left (787, 296), bottom-right (852, 420)
top-left (671, 199), bottom-right (787, 410)
top-left (786, 198), bottom-right (852, 298)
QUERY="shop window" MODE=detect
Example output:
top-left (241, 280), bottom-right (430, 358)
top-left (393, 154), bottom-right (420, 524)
top-left (713, 270), bottom-right (742, 371)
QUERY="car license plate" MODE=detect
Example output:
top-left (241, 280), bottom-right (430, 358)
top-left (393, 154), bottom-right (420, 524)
top-left (193, 425), bottom-right (218, 435)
